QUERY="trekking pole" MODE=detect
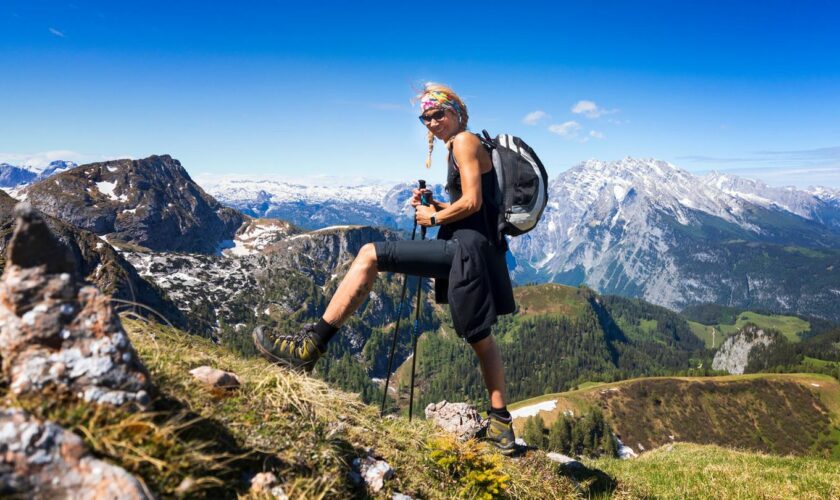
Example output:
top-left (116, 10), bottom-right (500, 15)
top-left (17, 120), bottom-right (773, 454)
top-left (380, 180), bottom-right (423, 416)
top-left (408, 180), bottom-right (432, 421)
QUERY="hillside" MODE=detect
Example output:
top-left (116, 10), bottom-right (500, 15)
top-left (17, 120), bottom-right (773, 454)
top-left (509, 374), bottom-right (840, 459)
top-left (395, 284), bottom-right (710, 414)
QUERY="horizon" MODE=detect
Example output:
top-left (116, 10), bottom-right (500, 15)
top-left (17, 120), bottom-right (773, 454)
top-left (2, 1), bottom-right (839, 188)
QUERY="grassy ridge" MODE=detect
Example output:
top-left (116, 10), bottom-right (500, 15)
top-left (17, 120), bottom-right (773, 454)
top-left (688, 311), bottom-right (811, 348)
top-left (510, 374), bottom-right (840, 460)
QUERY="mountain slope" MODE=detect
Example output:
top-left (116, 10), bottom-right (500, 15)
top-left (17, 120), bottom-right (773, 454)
top-left (509, 158), bottom-right (840, 321)
top-left (21, 155), bottom-right (243, 253)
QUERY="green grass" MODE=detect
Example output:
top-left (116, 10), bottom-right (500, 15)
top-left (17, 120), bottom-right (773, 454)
top-left (688, 311), bottom-right (811, 348)
top-left (589, 443), bottom-right (840, 499)
top-left (804, 356), bottom-right (839, 368)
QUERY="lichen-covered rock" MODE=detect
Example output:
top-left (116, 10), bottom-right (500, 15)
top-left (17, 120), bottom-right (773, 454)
top-left (0, 408), bottom-right (150, 499)
top-left (189, 366), bottom-right (240, 390)
top-left (351, 456), bottom-right (394, 494)
top-left (0, 204), bottom-right (151, 408)
top-left (424, 401), bottom-right (485, 441)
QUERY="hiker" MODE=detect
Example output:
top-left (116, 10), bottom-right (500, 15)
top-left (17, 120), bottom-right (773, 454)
top-left (253, 83), bottom-right (517, 453)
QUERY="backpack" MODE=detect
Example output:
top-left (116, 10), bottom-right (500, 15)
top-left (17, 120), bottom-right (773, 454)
top-left (477, 129), bottom-right (549, 237)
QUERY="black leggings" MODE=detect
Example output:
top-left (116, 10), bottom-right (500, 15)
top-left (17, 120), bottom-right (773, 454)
top-left (372, 239), bottom-right (491, 345)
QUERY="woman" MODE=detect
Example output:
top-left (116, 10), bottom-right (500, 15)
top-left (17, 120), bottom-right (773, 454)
top-left (253, 83), bottom-right (517, 454)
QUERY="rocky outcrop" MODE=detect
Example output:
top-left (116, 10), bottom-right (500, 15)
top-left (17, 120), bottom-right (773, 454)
top-left (424, 401), bottom-right (486, 441)
top-left (0, 204), bottom-right (151, 407)
top-left (0, 408), bottom-right (151, 499)
top-left (21, 154), bottom-right (244, 253)
top-left (712, 324), bottom-right (777, 374)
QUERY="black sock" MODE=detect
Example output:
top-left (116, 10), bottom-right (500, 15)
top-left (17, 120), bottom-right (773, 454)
top-left (312, 318), bottom-right (339, 350)
top-left (489, 406), bottom-right (511, 421)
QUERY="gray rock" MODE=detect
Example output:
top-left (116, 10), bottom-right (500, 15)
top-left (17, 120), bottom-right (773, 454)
top-left (0, 408), bottom-right (150, 499)
top-left (424, 401), bottom-right (485, 441)
top-left (712, 325), bottom-right (776, 374)
top-left (0, 206), bottom-right (151, 408)
top-left (352, 456), bottom-right (394, 493)
top-left (189, 366), bottom-right (240, 390)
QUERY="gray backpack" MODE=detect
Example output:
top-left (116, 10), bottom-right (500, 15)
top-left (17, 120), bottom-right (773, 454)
top-left (478, 130), bottom-right (549, 237)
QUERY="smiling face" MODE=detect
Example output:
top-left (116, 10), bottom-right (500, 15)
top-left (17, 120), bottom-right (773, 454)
top-left (420, 107), bottom-right (461, 141)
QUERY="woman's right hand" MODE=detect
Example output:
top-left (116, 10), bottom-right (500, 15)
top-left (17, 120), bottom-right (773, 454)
top-left (410, 188), bottom-right (434, 207)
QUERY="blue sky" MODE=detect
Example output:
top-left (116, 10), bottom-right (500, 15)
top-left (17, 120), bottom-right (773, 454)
top-left (2, 1), bottom-right (839, 187)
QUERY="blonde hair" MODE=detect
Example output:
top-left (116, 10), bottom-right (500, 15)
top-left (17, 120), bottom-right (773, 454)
top-left (415, 82), bottom-right (469, 168)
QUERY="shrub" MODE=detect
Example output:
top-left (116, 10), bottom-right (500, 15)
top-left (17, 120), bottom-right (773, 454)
top-left (427, 436), bottom-right (510, 499)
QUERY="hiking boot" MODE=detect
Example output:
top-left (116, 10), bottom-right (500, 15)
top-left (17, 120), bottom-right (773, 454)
top-left (485, 414), bottom-right (517, 455)
top-left (252, 323), bottom-right (323, 372)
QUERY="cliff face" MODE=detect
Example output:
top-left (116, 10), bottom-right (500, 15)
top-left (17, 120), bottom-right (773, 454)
top-left (21, 155), bottom-right (244, 254)
top-left (712, 324), bottom-right (778, 374)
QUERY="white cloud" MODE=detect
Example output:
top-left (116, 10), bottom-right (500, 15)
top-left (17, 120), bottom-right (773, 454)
top-left (548, 121), bottom-right (581, 139)
top-left (0, 150), bottom-right (83, 169)
top-left (49, 27), bottom-right (66, 38)
top-left (589, 130), bottom-right (605, 139)
top-left (522, 110), bottom-right (549, 125)
top-left (571, 100), bottom-right (618, 119)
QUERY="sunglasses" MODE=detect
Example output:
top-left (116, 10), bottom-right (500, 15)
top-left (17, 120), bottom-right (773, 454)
top-left (418, 109), bottom-right (446, 124)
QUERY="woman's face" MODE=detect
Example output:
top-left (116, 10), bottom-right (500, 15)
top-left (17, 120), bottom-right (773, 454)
top-left (420, 107), bottom-right (460, 141)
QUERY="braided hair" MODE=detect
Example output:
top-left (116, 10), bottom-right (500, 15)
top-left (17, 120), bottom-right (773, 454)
top-left (416, 82), bottom-right (469, 168)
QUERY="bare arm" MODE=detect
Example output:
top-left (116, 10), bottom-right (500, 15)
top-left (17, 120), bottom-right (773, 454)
top-left (432, 134), bottom-right (483, 225)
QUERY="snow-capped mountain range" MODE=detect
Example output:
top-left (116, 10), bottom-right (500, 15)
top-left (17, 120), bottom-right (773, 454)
top-left (201, 157), bottom-right (840, 320)
top-left (5, 156), bottom-right (839, 320)
top-left (0, 160), bottom-right (77, 188)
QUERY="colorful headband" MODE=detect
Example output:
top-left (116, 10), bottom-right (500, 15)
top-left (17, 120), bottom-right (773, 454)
top-left (420, 90), bottom-right (463, 116)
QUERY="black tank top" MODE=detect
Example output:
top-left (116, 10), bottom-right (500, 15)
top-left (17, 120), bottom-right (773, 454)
top-left (438, 150), bottom-right (505, 249)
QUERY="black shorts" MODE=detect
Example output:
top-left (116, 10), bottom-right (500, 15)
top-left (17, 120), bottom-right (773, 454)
top-left (372, 239), bottom-right (491, 345)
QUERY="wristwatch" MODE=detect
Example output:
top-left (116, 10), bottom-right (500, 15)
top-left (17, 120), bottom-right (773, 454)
top-left (430, 213), bottom-right (438, 226)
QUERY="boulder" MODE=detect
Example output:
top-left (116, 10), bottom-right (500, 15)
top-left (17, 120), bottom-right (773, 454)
top-left (424, 401), bottom-right (485, 441)
top-left (189, 366), bottom-right (240, 390)
top-left (0, 204), bottom-right (151, 408)
top-left (0, 408), bottom-right (150, 499)
top-left (351, 456), bottom-right (394, 494)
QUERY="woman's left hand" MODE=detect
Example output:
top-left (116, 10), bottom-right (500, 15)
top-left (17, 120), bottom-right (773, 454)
top-left (415, 205), bottom-right (437, 227)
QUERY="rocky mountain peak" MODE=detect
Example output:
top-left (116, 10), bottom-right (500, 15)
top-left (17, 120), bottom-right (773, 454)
top-left (21, 154), bottom-right (244, 253)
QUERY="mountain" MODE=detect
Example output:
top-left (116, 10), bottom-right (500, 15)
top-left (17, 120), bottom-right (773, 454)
top-left (200, 159), bottom-right (840, 321)
top-left (20, 155), bottom-right (243, 253)
top-left (203, 177), bottom-right (447, 231)
top-left (0, 160), bottom-right (77, 188)
top-left (508, 158), bottom-right (840, 321)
